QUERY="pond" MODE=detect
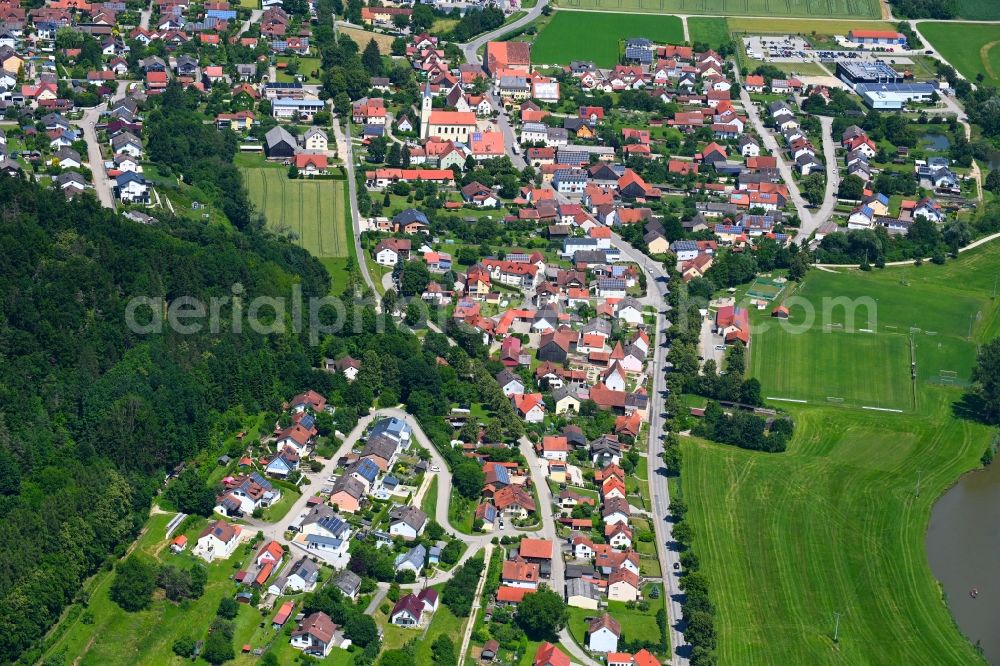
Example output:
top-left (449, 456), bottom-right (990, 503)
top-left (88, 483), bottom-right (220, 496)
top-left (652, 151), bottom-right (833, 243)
top-left (920, 132), bottom-right (951, 152)
top-left (926, 457), bottom-right (1000, 664)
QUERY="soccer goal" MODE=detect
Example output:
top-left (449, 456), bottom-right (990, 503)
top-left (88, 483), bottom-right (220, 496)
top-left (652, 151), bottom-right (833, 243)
top-left (939, 370), bottom-right (958, 384)
top-left (826, 396), bottom-right (845, 404)
top-left (823, 323), bottom-right (844, 332)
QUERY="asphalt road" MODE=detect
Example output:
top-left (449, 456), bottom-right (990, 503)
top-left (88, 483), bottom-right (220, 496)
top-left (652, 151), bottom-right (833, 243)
top-left (242, 407), bottom-right (493, 588)
top-left (459, 0), bottom-right (551, 170)
top-left (333, 116), bottom-right (377, 296)
top-left (70, 80), bottom-right (129, 210)
top-left (611, 234), bottom-right (691, 666)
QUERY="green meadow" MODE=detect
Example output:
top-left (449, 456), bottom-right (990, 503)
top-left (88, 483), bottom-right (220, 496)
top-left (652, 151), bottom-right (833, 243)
top-left (681, 242), bottom-right (1000, 664)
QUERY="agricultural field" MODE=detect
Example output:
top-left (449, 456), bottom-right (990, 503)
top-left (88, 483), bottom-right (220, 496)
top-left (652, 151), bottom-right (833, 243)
top-left (241, 162), bottom-right (350, 259)
top-left (688, 16), bottom-right (730, 47)
top-left (531, 11), bottom-right (683, 66)
top-left (553, 0), bottom-right (879, 18)
top-left (335, 23), bottom-right (395, 52)
top-left (681, 243), bottom-right (1000, 665)
top-left (920, 22), bottom-right (1000, 88)
top-left (956, 0), bottom-right (1000, 20)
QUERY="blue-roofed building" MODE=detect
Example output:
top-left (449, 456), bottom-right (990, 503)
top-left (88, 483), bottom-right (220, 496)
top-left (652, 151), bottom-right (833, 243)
top-left (266, 450), bottom-right (299, 478)
top-left (475, 503), bottom-right (497, 531)
top-left (671, 240), bottom-right (699, 261)
top-left (382, 474), bottom-right (399, 491)
top-left (305, 533), bottom-right (347, 557)
top-left (350, 458), bottom-right (380, 488)
top-left (392, 208), bottom-right (429, 231)
top-left (624, 38), bottom-right (655, 64)
top-left (363, 124), bottom-right (385, 138)
top-left (370, 417), bottom-right (412, 445)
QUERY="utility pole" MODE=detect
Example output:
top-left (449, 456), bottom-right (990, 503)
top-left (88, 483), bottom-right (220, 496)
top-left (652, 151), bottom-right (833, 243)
top-left (833, 611), bottom-right (842, 643)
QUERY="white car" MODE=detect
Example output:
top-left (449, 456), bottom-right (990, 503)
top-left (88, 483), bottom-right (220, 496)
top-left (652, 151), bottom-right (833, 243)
top-left (430, 465), bottom-right (441, 472)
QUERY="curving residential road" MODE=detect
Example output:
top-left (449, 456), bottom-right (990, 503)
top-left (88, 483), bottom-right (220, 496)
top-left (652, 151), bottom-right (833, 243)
top-left (242, 406), bottom-right (493, 587)
top-left (458, 0), bottom-right (551, 170)
top-left (732, 62), bottom-right (813, 234)
top-left (70, 80), bottom-right (129, 210)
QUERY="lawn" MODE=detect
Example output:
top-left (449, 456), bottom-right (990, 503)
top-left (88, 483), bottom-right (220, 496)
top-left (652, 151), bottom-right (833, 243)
top-left (552, 0), bottom-right (879, 18)
top-left (276, 56), bottom-right (323, 84)
top-left (43, 515), bottom-right (259, 665)
top-left (750, 326), bottom-right (913, 410)
top-left (680, 243), bottom-right (1000, 665)
top-left (241, 165), bottom-right (350, 259)
top-left (688, 16), bottom-right (730, 47)
top-left (531, 12), bottom-right (683, 67)
top-left (566, 602), bottom-right (663, 654)
top-left (920, 22), bottom-right (1000, 88)
top-left (421, 476), bottom-right (439, 518)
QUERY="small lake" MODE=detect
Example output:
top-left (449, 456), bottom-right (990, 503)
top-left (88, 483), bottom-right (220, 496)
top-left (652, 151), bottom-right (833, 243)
top-left (927, 459), bottom-right (1000, 664)
top-left (921, 133), bottom-right (951, 152)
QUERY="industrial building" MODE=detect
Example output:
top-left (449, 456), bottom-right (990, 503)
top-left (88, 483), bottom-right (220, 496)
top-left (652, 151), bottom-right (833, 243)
top-left (837, 60), bottom-right (903, 88)
top-left (855, 83), bottom-right (936, 109)
top-left (847, 29), bottom-right (907, 46)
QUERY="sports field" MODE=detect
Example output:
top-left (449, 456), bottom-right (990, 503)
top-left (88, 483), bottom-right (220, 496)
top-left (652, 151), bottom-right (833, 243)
top-left (682, 242), bottom-right (1000, 664)
top-left (532, 12), bottom-right (683, 66)
top-left (553, 0), bottom-right (879, 18)
top-left (242, 165), bottom-right (350, 259)
top-left (920, 22), bottom-right (1000, 88)
top-left (752, 326), bottom-right (913, 409)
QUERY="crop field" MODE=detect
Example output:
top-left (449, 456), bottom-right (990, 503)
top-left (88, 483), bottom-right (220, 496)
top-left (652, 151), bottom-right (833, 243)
top-left (532, 12), bottom-right (683, 66)
top-left (726, 16), bottom-right (892, 36)
top-left (681, 242), bottom-right (1000, 664)
top-left (242, 165), bottom-right (349, 259)
top-left (956, 0), bottom-right (1000, 20)
top-left (553, 0), bottom-right (879, 18)
top-left (920, 22), bottom-right (1000, 88)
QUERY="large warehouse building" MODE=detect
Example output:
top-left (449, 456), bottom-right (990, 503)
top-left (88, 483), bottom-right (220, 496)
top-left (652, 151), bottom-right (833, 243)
top-left (855, 83), bottom-right (936, 109)
top-left (847, 29), bottom-right (907, 46)
top-left (837, 60), bottom-right (903, 88)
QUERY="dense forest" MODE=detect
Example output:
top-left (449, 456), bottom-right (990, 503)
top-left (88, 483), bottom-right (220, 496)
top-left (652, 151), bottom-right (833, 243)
top-left (0, 177), bottom-right (331, 662)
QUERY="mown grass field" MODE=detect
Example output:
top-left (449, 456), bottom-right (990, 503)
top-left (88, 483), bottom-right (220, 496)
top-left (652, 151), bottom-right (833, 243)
top-left (242, 166), bottom-right (349, 259)
top-left (688, 16), bottom-right (730, 46)
top-left (553, 0), bottom-right (879, 18)
top-left (920, 22), bottom-right (1000, 88)
top-left (44, 515), bottom-right (259, 665)
top-left (531, 12), bottom-right (683, 66)
top-left (751, 326), bottom-right (913, 409)
top-left (681, 243), bottom-right (1000, 665)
